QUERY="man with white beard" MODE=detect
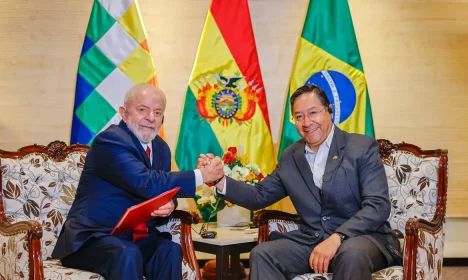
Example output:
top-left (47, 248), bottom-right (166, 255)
top-left (52, 84), bottom-right (224, 280)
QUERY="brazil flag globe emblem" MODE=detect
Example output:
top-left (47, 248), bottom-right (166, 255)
top-left (305, 70), bottom-right (356, 124)
top-left (277, 0), bottom-right (375, 159)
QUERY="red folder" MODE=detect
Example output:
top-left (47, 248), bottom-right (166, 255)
top-left (111, 187), bottom-right (180, 236)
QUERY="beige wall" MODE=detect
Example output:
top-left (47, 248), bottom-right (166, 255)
top-left (0, 0), bottom-right (467, 218)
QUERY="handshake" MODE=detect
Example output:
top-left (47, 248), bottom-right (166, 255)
top-left (197, 154), bottom-right (225, 189)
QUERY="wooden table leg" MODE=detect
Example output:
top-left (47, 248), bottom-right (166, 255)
top-left (216, 246), bottom-right (230, 280)
top-left (230, 250), bottom-right (241, 279)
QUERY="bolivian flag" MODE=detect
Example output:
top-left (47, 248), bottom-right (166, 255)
top-left (175, 0), bottom-right (276, 196)
top-left (278, 0), bottom-right (375, 157)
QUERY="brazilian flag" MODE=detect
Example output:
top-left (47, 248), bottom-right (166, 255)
top-left (278, 0), bottom-right (375, 157)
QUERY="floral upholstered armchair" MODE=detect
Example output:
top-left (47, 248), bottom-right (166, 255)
top-left (253, 139), bottom-right (448, 280)
top-left (0, 141), bottom-right (201, 280)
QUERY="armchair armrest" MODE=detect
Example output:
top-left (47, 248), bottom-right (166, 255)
top-left (0, 220), bottom-right (43, 280)
top-left (155, 210), bottom-right (201, 280)
top-left (404, 216), bottom-right (445, 280)
top-left (253, 210), bottom-right (301, 244)
top-left (171, 210), bottom-right (201, 225)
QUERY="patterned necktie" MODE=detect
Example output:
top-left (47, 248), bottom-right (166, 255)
top-left (132, 146), bottom-right (151, 242)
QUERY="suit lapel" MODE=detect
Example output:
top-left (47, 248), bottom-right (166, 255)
top-left (293, 142), bottom-right (321, 205)
top-left (321, 127), bottom-right (346, 206)
top-left (151, 138), bottom-right (161, 170)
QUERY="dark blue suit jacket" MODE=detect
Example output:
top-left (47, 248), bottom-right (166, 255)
top-left (52, 121), bottom-right (195, 260)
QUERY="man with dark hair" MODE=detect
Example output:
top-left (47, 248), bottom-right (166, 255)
top-left (53, 84), bottom-right (224, 280)
top-left (199, 84), bottom-right (400, 280)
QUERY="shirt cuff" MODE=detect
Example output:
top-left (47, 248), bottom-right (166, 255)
top-left (194, 169), bottom-right (204, 187)
top-left (216, 179), bottom-right (227, 196)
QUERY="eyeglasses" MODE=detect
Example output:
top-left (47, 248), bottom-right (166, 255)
top-left (293, 106), bottom-right (328, 123)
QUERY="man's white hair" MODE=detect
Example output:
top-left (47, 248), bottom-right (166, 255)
top-left (123, 83), bottom-right (167, 109)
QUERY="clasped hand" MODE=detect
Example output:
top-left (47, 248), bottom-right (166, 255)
top-left (148, 155), bottom-right (222, 219)
top-left (197, 153), bottom-right (224, 184)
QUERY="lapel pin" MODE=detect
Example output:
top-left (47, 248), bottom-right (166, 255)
top-left (332, 156), bottom-right (338, 160)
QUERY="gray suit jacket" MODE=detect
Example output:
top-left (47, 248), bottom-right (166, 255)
top-left (222, 126), bottom-right (398, 264)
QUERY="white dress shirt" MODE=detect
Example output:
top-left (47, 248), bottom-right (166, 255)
top-left (304, 125), bottom-right (335, 189)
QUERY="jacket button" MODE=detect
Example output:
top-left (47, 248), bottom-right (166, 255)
top-left (322, 216), bottom-right (327, 221)
top-left (315, 232), bottom-right (319, 237)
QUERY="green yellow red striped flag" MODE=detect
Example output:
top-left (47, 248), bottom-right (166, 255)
top-left (175, 0), bottom-right (276, 196)
top-left (278, 0), bottom-right (375, 157)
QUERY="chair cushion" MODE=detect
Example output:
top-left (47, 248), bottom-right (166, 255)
top-left (291, 266), bottom-right (403, 280)
top-left (44, 258), bottom-right (197, 280)
top-left (292, 273), bottom-right (333, 280)
top-left (372, 266), bottom-right (403, 279)
top-left (44, 259), bottom-right (104, 280)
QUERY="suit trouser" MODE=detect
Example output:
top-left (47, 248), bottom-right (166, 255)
top-left (61, 233), bottom-right (182, 280)
top-left (249, 236), bottom-right (387, 280)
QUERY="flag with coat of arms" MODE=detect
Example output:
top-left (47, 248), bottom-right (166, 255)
top-left (175, 0), bottom-right (281, 212)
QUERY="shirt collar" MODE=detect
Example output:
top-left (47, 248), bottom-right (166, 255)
top-left (140, 142), bottom-right (151, 152)
top-left (305, 125), bottom-right (335, 154)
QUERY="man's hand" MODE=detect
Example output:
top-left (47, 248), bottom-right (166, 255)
top-left (309, 233), bottom-right (341, 274)
top-left (196, 153), bottom-right (214, 169)
top-left (199, 156), bottom-right (224, 183)
top-left (151, 200), bottom-right (175, 217)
